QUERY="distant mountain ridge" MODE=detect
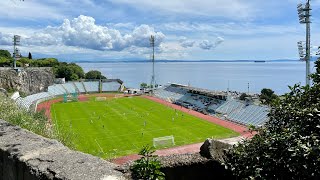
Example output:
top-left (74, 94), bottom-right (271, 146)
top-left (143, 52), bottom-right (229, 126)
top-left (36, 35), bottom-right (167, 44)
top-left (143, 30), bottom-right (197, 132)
top-left (72, 59), bottom-right (317, 63)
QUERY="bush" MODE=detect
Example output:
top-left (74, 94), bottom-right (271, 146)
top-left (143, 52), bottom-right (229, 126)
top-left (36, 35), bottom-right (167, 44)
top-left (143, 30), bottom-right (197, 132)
top-left (131, 145), bottom-right (165, 180)
top-left (85, 70), bottom-right (107, 79)
top-left (0, 94), bottom-right (49, 137)
top-left (224, 59), bottom-right (320, 179)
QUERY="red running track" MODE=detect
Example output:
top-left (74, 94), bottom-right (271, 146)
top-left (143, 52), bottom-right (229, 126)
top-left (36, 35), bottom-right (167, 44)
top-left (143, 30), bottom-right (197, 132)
top-left (36, 94), bottom-right (253, 165)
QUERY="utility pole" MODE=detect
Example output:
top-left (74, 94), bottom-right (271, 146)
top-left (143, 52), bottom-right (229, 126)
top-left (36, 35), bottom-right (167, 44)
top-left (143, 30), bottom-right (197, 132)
top-left (150, 35), bottom-right (156, 93)
top-left (297, 0), bottom-right (312, 86)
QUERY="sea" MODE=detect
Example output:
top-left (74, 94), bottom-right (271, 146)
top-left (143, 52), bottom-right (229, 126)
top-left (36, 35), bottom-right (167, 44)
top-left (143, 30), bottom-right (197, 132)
top-left (77, 61), bottom-right (316, 95)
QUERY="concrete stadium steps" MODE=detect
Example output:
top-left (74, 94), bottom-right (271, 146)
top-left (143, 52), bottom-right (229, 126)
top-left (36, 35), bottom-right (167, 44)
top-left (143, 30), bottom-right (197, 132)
top-left (74, 82), bottom-right (86, 93)
top-left (62, 83), bottom-right (78, 94)
top-left (154, 84), bottom-right (270, 127)
top-left (17, 92), bottom-right (52, 110)
top-left (215, 100), bottom-right (245, 114)
top-left (101, 82), bottom-right (121, 92)
top-left (228, 105), bottom-right (269, 126)
top-left (48, 84), bottom-right (67, 96)
top-left (83, 82), bottom-right (99, 93)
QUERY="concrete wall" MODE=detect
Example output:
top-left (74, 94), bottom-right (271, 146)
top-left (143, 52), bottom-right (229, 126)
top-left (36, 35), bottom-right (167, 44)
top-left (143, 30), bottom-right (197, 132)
top-left (0, 119), bottom-right (126, 180)
top-left (0, 68), bottom-right (54, 95)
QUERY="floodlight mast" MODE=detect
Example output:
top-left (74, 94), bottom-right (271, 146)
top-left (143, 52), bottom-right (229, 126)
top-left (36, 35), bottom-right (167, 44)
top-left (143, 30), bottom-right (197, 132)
top-left (13, 35), bottom-right (21, 69)
top-left (150, 35), bottom-right (156, 93)
top-left (297, 0), bottom-right (312, 86)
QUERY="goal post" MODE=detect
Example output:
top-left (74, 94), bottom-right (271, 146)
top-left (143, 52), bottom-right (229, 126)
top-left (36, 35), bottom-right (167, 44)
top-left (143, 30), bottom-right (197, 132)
top-left (95, 97), bottom-right (107, 101)
top-left (153, 135), bottom-right (175, 148)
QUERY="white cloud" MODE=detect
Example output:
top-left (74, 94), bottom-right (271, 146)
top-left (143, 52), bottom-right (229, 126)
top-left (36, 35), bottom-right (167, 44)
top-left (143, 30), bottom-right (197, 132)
top-left (199, 37), bottom-right (224, 50)
top-left (179, 37), bottom-right (195, 48)
top-left (0, 0), bottom-right (63, 20)
top-left (1, 15), bottom-right (165, 51)
top-left (108, 0), bottom-right (256, 20)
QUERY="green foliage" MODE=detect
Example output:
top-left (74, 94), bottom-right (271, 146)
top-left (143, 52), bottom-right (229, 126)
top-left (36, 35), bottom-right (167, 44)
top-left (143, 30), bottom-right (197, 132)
top-left (53, 62), bottom-right (84, 81)
top-left (0, 57), bottom-right (12, 66)
top-left (239, 93), bottom-right (248, 101)
top-left (310, 58), bottom-right (320, 84)
top-left (224, 59), bottom-right (320, 179)
top-left (28, 52), bottom-right (32, 59)
top-left (260, 88), bottom-right (278, 105)
top-left (0, 94), bottom-right (49, 137)
top-left (130, 145), bottom-right (165, 180)
top-left (140, 83), bottom-right (148, 89)
top-left (85, 70), bottom-right (107, 79)
top-left (0, 49), bottom-right (11, 59)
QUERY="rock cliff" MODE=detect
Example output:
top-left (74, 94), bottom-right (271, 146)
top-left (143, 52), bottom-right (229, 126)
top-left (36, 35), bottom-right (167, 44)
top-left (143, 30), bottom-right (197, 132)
top-left (0, 68), bottom-right (54, 95)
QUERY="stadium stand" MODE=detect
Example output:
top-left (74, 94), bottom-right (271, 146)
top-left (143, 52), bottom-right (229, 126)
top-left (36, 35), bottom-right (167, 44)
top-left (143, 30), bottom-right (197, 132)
top-left (102, 81), bottom-right (121, 92)
top-left (154, 83), bottom-right (270, 126)
top-left (227, 105), bottom-right (269, 126)
top-left (48, 84), bottom-right (67, 96)
top-left (74, 82), bottom-right (86, 93)
top-left (62, 83), bottom-right (78, 93)
top-left (215, 99), bottom-right (245, 115)
top-left (83, 81), bottom-right (99, 93)
top-left (15, 80), bottom-right (124, 111)
top-left (16, 92), bottom-right (52, 110)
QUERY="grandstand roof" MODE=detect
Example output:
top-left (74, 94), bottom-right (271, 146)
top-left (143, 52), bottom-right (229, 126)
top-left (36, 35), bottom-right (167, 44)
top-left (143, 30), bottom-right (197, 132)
top-left (169, 83), bottom-right (228, 98)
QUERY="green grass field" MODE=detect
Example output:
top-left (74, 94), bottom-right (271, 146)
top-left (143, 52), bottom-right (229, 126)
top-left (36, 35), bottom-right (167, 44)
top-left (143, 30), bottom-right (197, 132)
top-left (51, 96), bottom-right (239, 158)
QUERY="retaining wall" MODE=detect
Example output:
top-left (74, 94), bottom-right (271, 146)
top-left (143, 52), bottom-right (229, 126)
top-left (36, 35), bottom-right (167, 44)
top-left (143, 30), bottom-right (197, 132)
top-left (0, 119), bottom-right (126, 180)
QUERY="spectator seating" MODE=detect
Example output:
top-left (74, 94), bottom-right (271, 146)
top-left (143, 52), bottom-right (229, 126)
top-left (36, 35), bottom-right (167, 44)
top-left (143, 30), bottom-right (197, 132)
top-left (228, 105), bottom-right (269, 126)
top-left (48, 84), bottom-right (67, 96)
top-left (215, 99), bottom-right (245, 115)
top-left (62, 83), bottom-right (78, 93)
top-left (83, 82), bottom-right (99, 93)
top-left (102, 81), bottom-right (121, 92)
top-left (74, 82), bottom-right (86, 93)
top-left (16, 92), bottom-right (52, 110)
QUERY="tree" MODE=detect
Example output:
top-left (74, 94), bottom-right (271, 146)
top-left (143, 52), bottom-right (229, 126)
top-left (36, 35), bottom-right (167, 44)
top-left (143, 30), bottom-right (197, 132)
top-left (239, 93), bottom-right (248, 101)
top-left (130, 145), bottom-right (165, 180)
top-left (28, 52), bottom-right (32, 59)
top-left (224, 59), bottom-right (320, 179)
top-left (260, 88), bottom-right (278, 105)
top-left (0, 50), bottom-right (11, 59)
top-left (55, 65), bottom-right (73, 81)
top-left (85, 70), bottom-right (106, 79)
top-left (140, 83), bottom-right (148, 89)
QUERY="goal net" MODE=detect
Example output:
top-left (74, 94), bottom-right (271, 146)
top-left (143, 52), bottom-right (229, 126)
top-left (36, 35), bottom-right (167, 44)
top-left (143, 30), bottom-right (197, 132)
top-left (95, 97), bottom-right (106, 101)
top-left (153, 135), bottom-right (175, 148)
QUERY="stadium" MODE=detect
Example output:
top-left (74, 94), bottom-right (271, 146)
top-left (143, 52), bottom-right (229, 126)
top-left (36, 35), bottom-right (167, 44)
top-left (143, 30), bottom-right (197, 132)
top-left (11, 79), bottom-right (270, 160)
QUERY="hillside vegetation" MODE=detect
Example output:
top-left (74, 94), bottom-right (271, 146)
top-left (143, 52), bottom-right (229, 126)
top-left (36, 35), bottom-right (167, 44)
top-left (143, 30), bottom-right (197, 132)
top-left (0, 49), bottom-right (106, 81)
top-left (224, 59), bottom-right (320, 179)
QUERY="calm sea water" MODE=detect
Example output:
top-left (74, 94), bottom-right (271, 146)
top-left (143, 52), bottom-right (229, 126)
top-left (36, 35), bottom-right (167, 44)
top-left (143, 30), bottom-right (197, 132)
top-left (77, 61), bottom-right (316, 95)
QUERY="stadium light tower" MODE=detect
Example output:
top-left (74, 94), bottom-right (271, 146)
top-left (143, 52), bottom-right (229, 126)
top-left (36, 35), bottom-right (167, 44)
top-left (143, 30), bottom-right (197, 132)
top-left (150, 35), bottom-right (156, 92)
top-left (13, 35), bottom-right (21, 69)
top-left (297, 0), bottom-right (312, 86)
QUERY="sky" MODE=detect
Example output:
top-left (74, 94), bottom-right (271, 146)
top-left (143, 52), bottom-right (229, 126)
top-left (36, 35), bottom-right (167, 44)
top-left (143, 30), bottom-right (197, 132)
top-left (0, 0), bottom-right (320, 61)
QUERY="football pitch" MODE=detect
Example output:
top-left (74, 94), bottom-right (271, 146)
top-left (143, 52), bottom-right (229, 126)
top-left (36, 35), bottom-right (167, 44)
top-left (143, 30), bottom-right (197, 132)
top-left (51, 96), bottom-right (239, 158)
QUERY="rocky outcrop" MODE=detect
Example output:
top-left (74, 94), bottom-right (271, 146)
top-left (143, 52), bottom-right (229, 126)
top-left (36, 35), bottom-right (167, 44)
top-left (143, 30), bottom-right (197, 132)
top-left (0, 68), bottom-right (54, 95)
top-left (0, 119), bottom-right (126, 180)
top-left (200, 138), bottom-right (232, 161)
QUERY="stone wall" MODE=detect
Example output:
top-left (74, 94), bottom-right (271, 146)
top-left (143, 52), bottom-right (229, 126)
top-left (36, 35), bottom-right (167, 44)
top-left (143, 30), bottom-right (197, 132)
top-left (0, 68), bottom-right (54, 95)
top-left (0, 119), bottom-right (126, 180)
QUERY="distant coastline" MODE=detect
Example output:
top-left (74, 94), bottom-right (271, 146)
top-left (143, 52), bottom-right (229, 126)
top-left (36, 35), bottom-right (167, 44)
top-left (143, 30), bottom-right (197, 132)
top-left (73, 59), bottom-right (313, 63)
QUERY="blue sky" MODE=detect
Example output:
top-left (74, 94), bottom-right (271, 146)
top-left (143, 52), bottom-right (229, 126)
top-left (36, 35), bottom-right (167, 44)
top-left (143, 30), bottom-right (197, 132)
top-left (0, 0), bottom-right (320, 61)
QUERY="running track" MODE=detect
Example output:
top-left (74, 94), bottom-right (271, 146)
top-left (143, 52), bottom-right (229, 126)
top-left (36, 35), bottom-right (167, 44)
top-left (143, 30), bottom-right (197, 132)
top-left (36, 94), bottom-right (254, 165)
